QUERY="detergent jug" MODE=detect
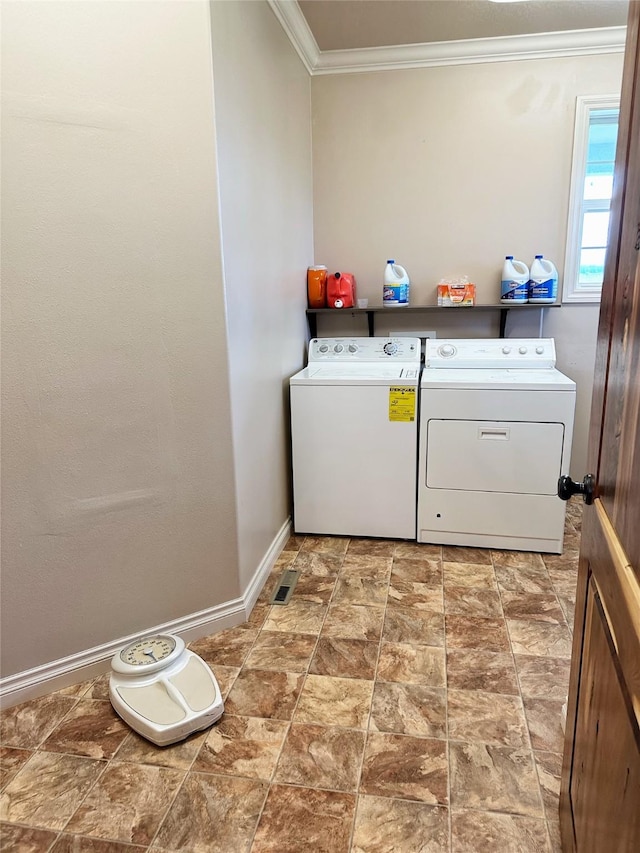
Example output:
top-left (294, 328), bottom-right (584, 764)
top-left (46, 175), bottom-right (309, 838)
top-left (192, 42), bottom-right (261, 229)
top-left (383, 260), bottom-right (410, 306)
top-left (307, 266), bottom-right (328, 308)
top-left (500, 256), bottom-right (529, 303)
top-left (528, 255), bottom-right (558, 304)
top-left (327, 272), bottom-right (356, 309)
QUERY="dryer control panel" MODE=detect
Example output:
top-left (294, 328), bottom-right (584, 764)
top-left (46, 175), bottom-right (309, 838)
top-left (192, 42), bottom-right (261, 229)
top-left (426, 338), bottom-right (556, 369)
top-left (309, 337), bottom-right (421, 363)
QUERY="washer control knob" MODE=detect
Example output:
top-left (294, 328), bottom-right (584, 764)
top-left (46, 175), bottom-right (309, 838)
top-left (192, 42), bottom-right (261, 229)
top-left (519, 346), bottom-right (528, 355)
top-left (536, 346), bottom-right (545, 354)
top-left (502, 346), bottom-right (511, 355)
top-left (348, 344), bottom-right (358, 353)
top-left (383, 342), bottom-right (398, 355)
top-left (318, 344), bottom-right (329, 353)
top-left (334, 343), bottom-right (344, 353)
top-left (438, 344), bottom-right (456, 358)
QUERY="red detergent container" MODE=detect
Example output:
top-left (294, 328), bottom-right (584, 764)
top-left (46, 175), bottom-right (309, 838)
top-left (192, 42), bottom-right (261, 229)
top-left (327, 272), bottom-right (356, 309)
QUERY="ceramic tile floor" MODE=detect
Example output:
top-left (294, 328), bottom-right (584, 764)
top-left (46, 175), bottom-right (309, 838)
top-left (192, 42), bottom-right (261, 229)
top-left (0, 500), bottom-right (582, 852)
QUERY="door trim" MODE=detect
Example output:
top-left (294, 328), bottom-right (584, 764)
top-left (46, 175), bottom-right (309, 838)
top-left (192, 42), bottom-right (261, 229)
top-left (593, 499), bottom-right (640, 727)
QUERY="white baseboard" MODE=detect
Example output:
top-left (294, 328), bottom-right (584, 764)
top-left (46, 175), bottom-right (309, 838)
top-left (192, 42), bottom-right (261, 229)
top-left (0, 518), bottom-right (292, 709)
top-left (243, 516), bottom-right (292, 616)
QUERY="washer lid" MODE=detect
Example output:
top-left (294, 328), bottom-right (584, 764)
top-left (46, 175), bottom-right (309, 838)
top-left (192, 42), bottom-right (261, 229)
top-left (420, 367), bottom-right (576, 391)
top-left (291, 364), bottom-right (420, 386)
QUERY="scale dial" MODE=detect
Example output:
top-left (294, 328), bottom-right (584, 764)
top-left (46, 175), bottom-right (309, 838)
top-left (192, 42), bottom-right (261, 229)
top-left (111, 634), bottom-right (186, 675)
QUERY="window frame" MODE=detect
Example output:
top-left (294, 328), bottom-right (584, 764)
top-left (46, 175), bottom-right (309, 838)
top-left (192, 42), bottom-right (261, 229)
top-left (562, 94), bottom-right (620, 304)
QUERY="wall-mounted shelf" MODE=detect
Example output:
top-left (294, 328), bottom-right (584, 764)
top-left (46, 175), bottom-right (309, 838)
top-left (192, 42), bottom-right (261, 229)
top-left (306, 303), bottom-right (561, 339)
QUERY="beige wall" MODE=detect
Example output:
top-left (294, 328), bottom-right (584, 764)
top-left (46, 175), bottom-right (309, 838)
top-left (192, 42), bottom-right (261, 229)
top-left (1, 0), bottom-right (312, 685)
top-left (210, 1), bottom-right (312, 591)
top-left (311, 53), bottom-right (623, 476)
top-left (0, 0), bottom-right (619, 686)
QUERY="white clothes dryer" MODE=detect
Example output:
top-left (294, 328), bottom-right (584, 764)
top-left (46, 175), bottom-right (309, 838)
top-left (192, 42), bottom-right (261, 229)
top-left (290, 337), bottom-right (421, 539)
top-left (417, 338), bottom-right (576, 553)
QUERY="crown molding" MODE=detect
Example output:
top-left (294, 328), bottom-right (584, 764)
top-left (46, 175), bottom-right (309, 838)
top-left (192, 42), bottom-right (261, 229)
top-left (267, 0), bottom-right (320, 74)
top-left (314, 26), bottom-right (626, 75)
top-left (267, 1), bottom-right (626, 76)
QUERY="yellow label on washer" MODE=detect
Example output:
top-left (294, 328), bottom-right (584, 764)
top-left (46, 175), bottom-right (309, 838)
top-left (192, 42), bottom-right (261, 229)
top-left (389, 387), bottom-right (416, 422)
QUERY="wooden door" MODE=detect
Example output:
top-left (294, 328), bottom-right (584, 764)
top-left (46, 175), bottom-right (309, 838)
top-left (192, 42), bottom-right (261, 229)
top-left (559, 2), bottom-right (640, 850)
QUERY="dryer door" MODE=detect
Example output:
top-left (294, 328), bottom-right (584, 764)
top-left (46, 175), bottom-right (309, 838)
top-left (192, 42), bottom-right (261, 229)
top-left (426, 419), bottom-right (565, 495)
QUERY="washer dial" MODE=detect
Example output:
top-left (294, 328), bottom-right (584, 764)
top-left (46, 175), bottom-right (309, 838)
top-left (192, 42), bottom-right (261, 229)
top-left (383, 341), bottom-right (398, 355)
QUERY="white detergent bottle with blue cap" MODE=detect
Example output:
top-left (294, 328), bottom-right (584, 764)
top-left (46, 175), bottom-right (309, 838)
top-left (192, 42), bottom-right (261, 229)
top-left (383, 260), bottom-right (410, 306)
top-left (528, 255), bottom-right (558, 304)
top-left (500, 256), bottom-right (529, 303)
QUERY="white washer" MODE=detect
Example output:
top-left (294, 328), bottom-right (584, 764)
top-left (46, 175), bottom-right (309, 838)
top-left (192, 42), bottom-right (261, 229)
top-left (417, 338), bottom-right (576, 553)
top-left (290, 337), bottom-right (421, 539)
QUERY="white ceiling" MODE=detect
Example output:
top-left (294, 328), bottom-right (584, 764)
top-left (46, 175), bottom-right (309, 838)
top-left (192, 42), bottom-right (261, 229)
top-left (297, 0), bottom-right (628, 52)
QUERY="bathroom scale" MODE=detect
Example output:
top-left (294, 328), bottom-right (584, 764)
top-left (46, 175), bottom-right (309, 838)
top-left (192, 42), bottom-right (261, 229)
top-left (109, 633), bottom-right (224, 746)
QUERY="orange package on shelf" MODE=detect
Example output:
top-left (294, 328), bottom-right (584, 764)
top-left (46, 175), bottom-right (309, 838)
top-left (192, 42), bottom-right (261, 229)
top-left (437, 281), bottom-right (476, 307)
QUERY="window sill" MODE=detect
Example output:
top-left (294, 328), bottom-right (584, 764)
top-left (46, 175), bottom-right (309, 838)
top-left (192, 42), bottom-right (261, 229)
top-left (562, 290), bottom-right (602, 305)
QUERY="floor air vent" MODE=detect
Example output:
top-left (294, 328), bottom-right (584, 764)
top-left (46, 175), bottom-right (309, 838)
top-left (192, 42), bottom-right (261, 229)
top-left (269, 569), bottom-right (300, 605)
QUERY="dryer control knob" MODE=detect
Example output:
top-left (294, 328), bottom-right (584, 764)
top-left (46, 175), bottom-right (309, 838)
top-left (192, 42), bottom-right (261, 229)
top-left (502, 346), bottom-right (511, 354)
top-left (348, 344), bottom-right (358, 353)
top-left (383, 342), bottom-right (398, 355)
top-left (519, 346), bottom-right (528, 354)
top-left (318, 344), bottom-right (329, 353)
top-left (438, 344), bottom-right (456, 358)
top-left (536, 346), bottom-right (544, 354)
top-left (334, 344), bottom-right (344, 353)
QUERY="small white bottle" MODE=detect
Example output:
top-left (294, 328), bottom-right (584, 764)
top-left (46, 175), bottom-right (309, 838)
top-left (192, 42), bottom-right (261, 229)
top-left (383, 260), bottom-right (410, 306)
top-left (528, 255), bottom-right (558, 304)
top-left (500, 256), bottom-right (529, 304)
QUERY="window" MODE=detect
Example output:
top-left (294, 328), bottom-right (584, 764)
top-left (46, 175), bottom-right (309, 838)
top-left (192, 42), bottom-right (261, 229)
top-left (563, 95), bottom-right (619, 303)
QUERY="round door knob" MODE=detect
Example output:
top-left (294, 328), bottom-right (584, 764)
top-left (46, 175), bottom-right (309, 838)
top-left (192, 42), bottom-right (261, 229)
top-left (334, 344), bottom-right (343, 353)
top-left (502, 346), bottom-right (511, 354)
top-left (558, 474), bottom-right (595, 505)
top-left (519, 346), bottom-right (528, 354)
top-left (348, 344), bottom-right (358, 353)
